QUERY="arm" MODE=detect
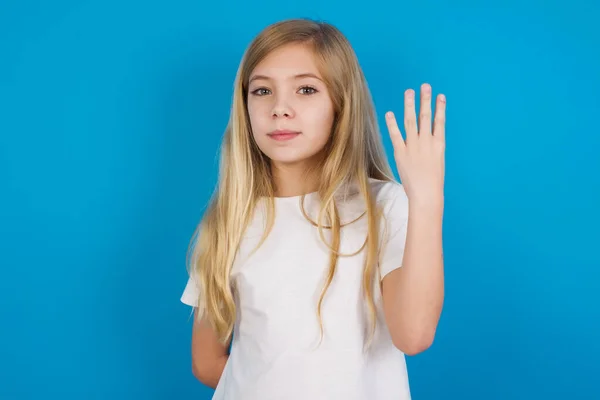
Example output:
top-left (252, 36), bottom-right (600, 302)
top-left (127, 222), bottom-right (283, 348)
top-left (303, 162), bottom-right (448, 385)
top-left (381, 202), bottom-right (444, 356)
top-left (191, 308), bottom-right (231, 388)
top-left (382, 83), bottom-right (446, 356)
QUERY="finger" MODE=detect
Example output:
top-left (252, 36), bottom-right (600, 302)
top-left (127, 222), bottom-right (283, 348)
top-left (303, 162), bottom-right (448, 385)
top-left (385, 111), bottom-right (406, 152)
top-left (404, 89), bottom-right (418, 142)
top-left (433, 93), bottom-right (446, 141)
top-left (419, 83), bottom-right (432, 136)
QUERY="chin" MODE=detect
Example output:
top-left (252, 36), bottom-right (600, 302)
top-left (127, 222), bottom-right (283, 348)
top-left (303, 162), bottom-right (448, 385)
top-left (263, 148), bottom-right (318, 166)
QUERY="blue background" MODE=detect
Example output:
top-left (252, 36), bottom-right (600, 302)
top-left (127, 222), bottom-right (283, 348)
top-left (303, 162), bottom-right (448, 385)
top-left (1, 0), bottom-right (599, 399)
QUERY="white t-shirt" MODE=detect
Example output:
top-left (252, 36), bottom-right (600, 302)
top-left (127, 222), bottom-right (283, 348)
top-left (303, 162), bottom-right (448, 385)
top-left (181, 178), bottom-right (411, 399)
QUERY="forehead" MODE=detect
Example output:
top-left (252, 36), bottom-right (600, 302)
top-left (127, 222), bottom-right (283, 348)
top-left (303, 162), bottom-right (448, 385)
top-left (250, 43), bottom-right (322, 80)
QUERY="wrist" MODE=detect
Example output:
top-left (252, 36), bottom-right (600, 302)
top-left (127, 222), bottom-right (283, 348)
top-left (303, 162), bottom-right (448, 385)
top-left (409, 197), bottom-right (444, 215)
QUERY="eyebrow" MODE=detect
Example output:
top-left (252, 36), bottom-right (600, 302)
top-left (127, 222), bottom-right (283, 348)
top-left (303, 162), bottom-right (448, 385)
top-left (248, 73), bottom-right (323, 84)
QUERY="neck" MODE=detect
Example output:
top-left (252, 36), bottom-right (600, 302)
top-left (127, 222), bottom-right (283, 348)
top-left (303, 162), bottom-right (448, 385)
top-left (270, 160), bottom-right (319, 198)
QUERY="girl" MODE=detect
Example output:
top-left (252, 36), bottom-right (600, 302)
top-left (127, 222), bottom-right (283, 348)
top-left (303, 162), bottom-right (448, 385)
top-left (180, 18), bottom-right (445, 400)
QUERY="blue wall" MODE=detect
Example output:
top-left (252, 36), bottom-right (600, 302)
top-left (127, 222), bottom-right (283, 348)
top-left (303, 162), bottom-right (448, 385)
top-left (1, 0), bottom-right (598, 399)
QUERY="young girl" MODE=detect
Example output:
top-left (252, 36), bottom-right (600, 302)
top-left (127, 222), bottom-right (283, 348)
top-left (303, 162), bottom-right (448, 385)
top-left (180, 18), bottom-right (445, 400)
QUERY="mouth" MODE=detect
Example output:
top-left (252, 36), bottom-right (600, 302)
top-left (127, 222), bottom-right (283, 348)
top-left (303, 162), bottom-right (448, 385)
top-left (267, 130), bottom-right (301, 141)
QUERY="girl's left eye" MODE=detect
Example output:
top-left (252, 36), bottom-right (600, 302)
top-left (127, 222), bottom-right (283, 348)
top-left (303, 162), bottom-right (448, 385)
top-left (299, 86), bottom-right (318, 95)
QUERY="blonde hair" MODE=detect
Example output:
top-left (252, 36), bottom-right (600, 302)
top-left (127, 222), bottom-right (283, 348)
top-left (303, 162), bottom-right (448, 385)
top-left (187, 18), bottom-right (397, 346)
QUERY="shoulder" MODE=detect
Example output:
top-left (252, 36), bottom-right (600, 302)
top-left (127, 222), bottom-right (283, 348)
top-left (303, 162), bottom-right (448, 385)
top-left (333, 178), bottom-right (408, 222)
top-left (369, 178), bottom-right (409, 211)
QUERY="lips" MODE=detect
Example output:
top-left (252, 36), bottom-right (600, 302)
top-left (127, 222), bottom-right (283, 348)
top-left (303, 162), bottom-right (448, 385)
top-left (267, 130), bottom-right (301, 141)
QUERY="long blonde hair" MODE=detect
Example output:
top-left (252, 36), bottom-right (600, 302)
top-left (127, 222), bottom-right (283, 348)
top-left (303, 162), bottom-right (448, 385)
top-left (187, 18), bottom-right (397, 345)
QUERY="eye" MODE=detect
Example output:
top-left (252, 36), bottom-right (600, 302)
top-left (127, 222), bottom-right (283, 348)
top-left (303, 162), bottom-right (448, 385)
top-left (249, 86), bottom-right (318, 97)
top-left (298, 86), bottom-right (318, 95)
top-left (250, 87), bottom-right (271, 96)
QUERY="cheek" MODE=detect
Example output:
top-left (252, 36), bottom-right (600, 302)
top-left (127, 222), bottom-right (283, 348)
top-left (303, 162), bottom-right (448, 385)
top-left (304, 101), bottom-right (334, 138)
top-left (247, 102), bottom-right (267, 134)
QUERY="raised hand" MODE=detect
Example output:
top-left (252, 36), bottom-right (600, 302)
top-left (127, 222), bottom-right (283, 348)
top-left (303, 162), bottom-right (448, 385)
top-left (385, 83), bottom-right (446, 208)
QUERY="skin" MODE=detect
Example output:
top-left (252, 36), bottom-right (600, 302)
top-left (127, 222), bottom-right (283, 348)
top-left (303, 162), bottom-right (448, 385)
top-left (381, 84), bottom-right (446, 355)
top-left (246, 42), bottom-right (335, 197)
top-left (190, 310), bottom-right (231, 388)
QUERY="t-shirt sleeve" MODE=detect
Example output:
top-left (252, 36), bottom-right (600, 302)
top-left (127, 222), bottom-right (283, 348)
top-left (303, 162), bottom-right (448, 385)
top-left (180, 269), bottom-right (204, 308)
top-left (378, 182), bottom-right (410, 280)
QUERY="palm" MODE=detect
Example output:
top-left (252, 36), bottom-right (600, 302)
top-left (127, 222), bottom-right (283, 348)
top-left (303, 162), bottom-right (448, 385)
top-left (385, 83), bottom-right (446, 207)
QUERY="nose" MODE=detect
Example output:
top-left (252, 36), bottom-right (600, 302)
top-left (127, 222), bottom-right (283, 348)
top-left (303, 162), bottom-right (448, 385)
top-left (271, 96), bottom-right (294, 118)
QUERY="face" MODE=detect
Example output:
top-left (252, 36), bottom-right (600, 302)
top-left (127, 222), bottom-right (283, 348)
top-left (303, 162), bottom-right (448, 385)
top-left (246, 43), bottom-right (335, 167)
